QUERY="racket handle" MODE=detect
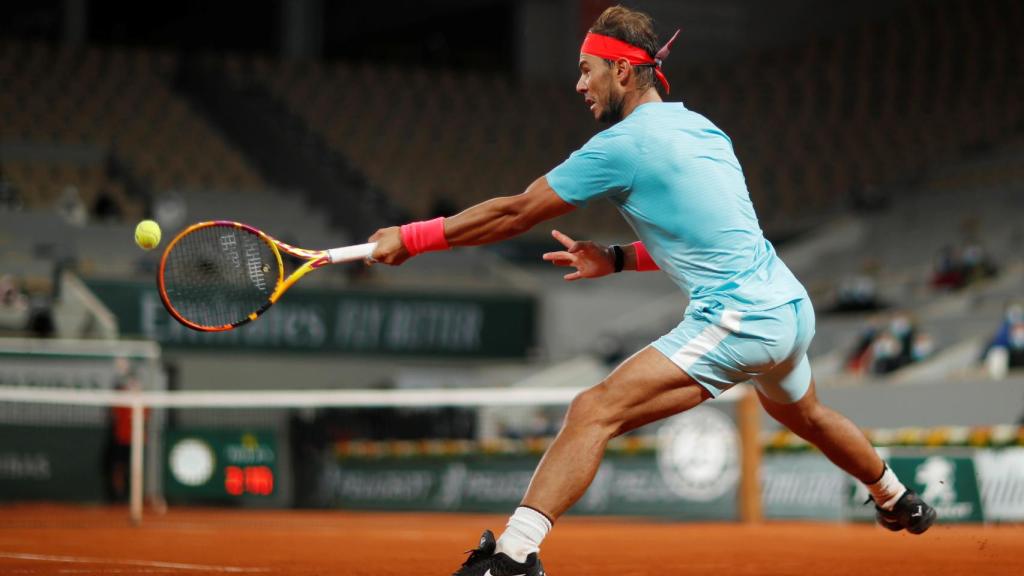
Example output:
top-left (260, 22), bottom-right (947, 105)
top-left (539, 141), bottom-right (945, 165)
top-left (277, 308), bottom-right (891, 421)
top-left (327, 242), bottom-right (377, 263)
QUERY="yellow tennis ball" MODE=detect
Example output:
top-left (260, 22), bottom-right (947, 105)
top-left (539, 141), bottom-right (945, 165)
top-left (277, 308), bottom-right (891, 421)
top-left (134, 219), bottom-right (162, 251)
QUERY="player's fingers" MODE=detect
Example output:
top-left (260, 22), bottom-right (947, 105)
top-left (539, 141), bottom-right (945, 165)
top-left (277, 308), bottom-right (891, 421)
top-left (551, 229), bottom-right (576, 249)
top-left (542, 250), bottom-right (574, 263)
top-left (563, 271), bottom-right (582, 281)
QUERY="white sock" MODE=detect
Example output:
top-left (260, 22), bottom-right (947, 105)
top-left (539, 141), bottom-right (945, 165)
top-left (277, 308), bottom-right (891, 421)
top-left (867, 464), bottom-right (907, 511)
top-left (495, 506), bottom-right (552, 563)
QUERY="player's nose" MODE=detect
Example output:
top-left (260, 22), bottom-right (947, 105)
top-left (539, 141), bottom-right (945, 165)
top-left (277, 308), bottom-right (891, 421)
top-left (575, 75), bottom-right (587, 94)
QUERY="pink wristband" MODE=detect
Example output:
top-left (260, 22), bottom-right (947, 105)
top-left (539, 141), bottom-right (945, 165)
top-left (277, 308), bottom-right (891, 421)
top-left (400, 217), bottom-right (450, 256)
top-left (631, 241), bottom-right (660, 271)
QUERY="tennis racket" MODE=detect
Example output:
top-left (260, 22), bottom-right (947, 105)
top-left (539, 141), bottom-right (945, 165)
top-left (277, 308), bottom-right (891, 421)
top-left (157, 220), bottom-right (376, 332)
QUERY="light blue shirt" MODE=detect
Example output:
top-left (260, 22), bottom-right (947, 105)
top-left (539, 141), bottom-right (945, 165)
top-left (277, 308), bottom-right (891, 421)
top-left (547, 102), bottom-right (807, 313)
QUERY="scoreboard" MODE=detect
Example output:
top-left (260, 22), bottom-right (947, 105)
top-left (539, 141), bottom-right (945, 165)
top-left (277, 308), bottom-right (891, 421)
top-left (164, 429), bottom-right (277, 501)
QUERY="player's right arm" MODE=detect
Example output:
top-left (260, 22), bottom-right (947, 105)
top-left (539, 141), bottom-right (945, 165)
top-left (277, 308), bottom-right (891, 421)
top-left (368, 176), bottom-right (574, 265)
top-left (369, 129), bottom-right (633, 266)
top-left (443, 176), bottom-right (575, 246)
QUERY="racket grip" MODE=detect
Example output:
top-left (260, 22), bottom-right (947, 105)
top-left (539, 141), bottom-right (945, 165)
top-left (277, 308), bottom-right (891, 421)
top-left (327, 242), bottom-right (377, 263)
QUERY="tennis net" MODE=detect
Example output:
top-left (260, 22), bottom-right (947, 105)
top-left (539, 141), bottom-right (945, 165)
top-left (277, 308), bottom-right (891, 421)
top-left (0, 346), bottom-right (762, 525)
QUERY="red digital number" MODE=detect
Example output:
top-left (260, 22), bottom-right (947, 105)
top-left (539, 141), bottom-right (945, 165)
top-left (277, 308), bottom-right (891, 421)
top-left (245, 466), bottom-right (274, 496)
top-left (224, 466), bottom-right (244, 496)
top-left (224, 465), bottom-right (274, 496)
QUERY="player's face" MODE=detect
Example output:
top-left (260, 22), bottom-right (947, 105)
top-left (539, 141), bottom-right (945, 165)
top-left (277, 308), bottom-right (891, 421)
top-left (577, 54), bottom-right (624, 124)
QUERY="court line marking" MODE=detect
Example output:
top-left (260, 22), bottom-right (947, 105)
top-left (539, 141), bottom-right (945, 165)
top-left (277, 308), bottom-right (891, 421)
top-left (0, 552), bottom-right (270, 573)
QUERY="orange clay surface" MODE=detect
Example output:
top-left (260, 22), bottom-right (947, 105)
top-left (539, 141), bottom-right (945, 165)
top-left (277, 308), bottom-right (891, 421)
top-left (0, 504), bottom-right (1022, 575)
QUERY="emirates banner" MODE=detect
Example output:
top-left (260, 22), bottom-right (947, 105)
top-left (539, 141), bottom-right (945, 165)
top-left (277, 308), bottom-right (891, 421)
top-left (87, 280), bottom-right (536, 358)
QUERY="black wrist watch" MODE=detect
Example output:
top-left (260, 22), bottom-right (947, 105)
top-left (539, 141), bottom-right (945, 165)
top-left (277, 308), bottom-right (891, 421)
top-left (612, 245), bottom-right (624, 273)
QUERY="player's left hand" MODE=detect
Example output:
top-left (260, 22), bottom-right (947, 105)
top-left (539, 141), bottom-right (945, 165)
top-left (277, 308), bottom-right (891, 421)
top-left (542, 229), bottom-right (615, 281)
top-left (367, 226), bottom-right (411, 266)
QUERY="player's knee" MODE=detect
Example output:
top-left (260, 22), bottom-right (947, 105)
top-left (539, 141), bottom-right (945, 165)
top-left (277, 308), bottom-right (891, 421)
top-left (564, 383), bottom-right (622, 434)
top-left (773, 401), bottom-right (830, 438)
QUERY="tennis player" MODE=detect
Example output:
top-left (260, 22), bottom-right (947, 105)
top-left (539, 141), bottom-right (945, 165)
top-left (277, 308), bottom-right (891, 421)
top-left (369, 6), bottom-right (936, 575)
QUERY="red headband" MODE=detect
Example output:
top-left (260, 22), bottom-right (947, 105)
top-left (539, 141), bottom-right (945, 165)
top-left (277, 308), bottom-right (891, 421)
top-left (580, 29), bottom-right (681, 94)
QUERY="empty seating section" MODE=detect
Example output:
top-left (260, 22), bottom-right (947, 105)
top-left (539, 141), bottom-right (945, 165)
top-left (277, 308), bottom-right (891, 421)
top-left (0, 41), bottom-right (266, 218)
top-left (229, 57), bottom-right (625, 237)
top-left (0, 160), bottom-right (133, 217)
top-left (1, 0), bottom-right (1019, 244)
top-left (232, 0), bottom-right (1020, 237)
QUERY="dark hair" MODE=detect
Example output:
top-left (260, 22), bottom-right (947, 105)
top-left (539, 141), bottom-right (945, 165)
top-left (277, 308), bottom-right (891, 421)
top-left (589, 5), bottom-right (660, 92)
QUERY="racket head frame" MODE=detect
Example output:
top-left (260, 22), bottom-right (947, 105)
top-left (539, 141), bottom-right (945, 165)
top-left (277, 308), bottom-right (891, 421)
top-left (158, 220), bottom-right (308, 332)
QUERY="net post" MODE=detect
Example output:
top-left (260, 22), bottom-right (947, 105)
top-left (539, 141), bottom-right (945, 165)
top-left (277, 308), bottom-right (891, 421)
top-left (130, 397), bottom-right (145, 526)
top-left (738, 384), bottom-right (763, 523)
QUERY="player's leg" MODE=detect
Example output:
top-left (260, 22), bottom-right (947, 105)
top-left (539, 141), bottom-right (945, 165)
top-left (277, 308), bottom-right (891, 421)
top-left (756, 353), bottom-right (937, 533)
top-left (757, 376), bottom-right (884, 483)
top-left (520, 345), bottom-right (712, 518)
top-left (454, 346), bottom-right (710, 575)
top-left (753, 297), bottom-right (935, 534)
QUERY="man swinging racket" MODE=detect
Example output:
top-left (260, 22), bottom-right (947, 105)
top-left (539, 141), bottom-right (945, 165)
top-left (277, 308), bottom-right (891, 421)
top-left (368, 6), bottom-right (936, 575)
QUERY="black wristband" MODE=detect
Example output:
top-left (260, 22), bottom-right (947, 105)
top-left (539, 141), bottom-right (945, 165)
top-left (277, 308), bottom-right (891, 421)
top-left (612, 245), bottom-right (624, 273)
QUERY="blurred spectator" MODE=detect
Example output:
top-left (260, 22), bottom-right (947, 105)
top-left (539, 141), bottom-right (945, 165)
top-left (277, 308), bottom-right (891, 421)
top-left (982, 304), bottom-right (1024, 380)
top-left (153, 191), bottom-right (187, 231)
top-left (0, 168), bottom-right (23, 211)
top-left (56, 185), bottom-right (87, 226)
top-left (105, 361), bottom-right (149, 502)
top-left (92, 187), bottom-right (122, 223)
top-left (930, 243), bottom-right (998, 291)
top-left (846, 312), bottom-right (932, 376)
top-left (845, 317), bottom-right (882, 374)
top-left (960, 242), bottom-right (998, 283)
top-left (832, 273), bottom-right (883, 312)
top-left (931, 245), bottom-right (963, 290)
top-left (0, 275), bottom-right (30, 331)
top-left (26, 295), bottom-right (56, 338)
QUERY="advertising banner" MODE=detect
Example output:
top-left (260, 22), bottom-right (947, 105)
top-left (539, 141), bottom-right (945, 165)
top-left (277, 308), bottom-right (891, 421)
top-left (0, 425), bottom-right (107, 502)
top-left (312, 452), bottom-right (737, 520)
top-left (88, 280), bottom-right (536, 358)
top-left (306, 406), bottom-right (741, 520)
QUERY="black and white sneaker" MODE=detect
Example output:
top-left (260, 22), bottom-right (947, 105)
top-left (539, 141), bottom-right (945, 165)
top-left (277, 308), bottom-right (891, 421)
top-left (452, 530), bottom-right (546, 576)
top-left (875, 490), bottom-right (937, 534)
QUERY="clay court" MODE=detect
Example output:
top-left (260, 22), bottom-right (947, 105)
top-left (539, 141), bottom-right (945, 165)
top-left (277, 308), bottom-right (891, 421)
top-left (0, 505), bottom-right (1021, 575)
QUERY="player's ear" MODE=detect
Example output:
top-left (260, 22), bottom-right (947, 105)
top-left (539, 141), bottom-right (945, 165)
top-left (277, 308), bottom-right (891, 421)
top-left (615, 58), bottom-right (630, 86)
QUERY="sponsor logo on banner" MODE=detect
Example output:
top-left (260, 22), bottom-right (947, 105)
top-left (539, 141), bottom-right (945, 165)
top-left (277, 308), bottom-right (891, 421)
top-left (169, 439), bottom-right (216, 487)
top-left (656, 407), bottom-right (740, 501)
top-left (974, 448), bottom-right (1024, 521)
top-left (762, 453), bottom-right (845, 519)
top-left (0, 453), bottom-right (51, 480)
top-left (916, 456), bottom-right (957, 506)
top-left (912, 456), bottom-right (978, 521)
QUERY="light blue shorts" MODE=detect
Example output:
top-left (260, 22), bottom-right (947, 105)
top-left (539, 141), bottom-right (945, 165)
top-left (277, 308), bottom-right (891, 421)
top-left (651, 297), bottom-right (816, 404)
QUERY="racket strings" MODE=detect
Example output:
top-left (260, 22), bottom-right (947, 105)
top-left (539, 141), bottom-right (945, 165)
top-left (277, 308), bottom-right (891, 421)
top-left (162, 226), bottom-right (279, 328)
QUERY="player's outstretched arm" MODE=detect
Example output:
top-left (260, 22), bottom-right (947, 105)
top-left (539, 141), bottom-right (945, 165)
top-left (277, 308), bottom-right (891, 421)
top-left (543, 230), bottom-right (648, 281)
top-left (368, 176), bottom-right (574, 265)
